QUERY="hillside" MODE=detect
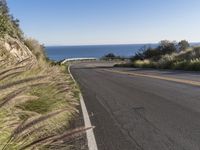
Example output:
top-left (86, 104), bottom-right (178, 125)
top-left (0, 1), bottom-right (84, 149)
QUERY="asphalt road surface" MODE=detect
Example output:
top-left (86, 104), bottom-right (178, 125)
top-left (70, 62), bottom-right (200, 150)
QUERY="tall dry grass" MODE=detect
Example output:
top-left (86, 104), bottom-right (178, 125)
top-left (0, 39), bottom-right (87, 150)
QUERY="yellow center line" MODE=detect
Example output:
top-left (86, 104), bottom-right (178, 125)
top-left (103, 69), bottom-right (200, 87)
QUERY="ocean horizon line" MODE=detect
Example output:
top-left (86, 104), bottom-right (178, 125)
top-left (45, 43), bottom-right (157, 47)
top-left (45, 41), bottom-right (200, 47)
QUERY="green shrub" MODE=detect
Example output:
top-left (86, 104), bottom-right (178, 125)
top-left (117, 40), bottom-right (199, 71)
top-left (0, 0), bottom-right (23, 39)
top-left (178, 40), bottom-right (190, 51)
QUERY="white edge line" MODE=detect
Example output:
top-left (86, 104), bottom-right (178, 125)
top-left (68, 64), bottom-right (98, 150)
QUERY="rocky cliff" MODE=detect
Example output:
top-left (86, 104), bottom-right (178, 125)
top-left (0, 35), bottom-right (36, 64)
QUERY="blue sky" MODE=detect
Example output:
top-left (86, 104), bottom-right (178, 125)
top-left (7, 0), bottom-right (200, 46)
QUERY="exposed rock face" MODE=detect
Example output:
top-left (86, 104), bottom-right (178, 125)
top-left (0, 35), bottom-right (36, 62)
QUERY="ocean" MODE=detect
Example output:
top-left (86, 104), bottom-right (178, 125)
top-left (45, 44), bottom-right (156, 61)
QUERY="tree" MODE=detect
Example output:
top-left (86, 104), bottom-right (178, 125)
top-left (0, 0), bottom-right (23, 38)
top-left (178, 40), bottom-right (190, 51)
top-left (131, 46), bottom-right (146, 61)
top-left (0, 0), bottom-right (9, 15)
top-left (0, 0), bottom-right (9, 37)
top-left (158, 40), bottom-right (177, 54)
top-left (131, 46), bottom-right (156, 61)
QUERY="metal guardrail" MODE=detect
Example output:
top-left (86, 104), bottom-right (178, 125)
top-left (61, 58), bottom-right (97, 64)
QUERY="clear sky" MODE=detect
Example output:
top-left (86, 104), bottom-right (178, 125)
top-left (7, 0), bottom-right (200, 46)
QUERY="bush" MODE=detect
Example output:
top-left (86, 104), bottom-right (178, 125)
top-left (24, 38), bottom-right (47, 62)
top-left (101, 53), bottom-right (125, 60)
top-left (178, 40), bottom-right (190, 51)
top-left (131, 40), bottom-right (178, 62)
top-left (0, 0), bottom-right (23, 39)
top-left (193, 47), bottom-right (200, 58)
top-left (122, 40), bottom-right (200, 71)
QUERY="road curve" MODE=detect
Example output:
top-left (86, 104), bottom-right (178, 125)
top-left (70, 62), bottom-right (200, 150)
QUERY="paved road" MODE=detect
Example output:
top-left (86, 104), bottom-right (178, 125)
top-left (71, 62), bottom-right (200, 150)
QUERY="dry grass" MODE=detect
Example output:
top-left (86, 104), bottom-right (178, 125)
top-left (0, 50), bottom-right (84, 149)
top-left (118, 46), bottom-right (200, 71)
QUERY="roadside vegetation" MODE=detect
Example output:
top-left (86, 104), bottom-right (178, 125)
top-left (0, 1), bottom-right (87, 149)
top-left (115, 40), bottom-right (200, 71)
top-left (101, 53), bottom-right (126, 61)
